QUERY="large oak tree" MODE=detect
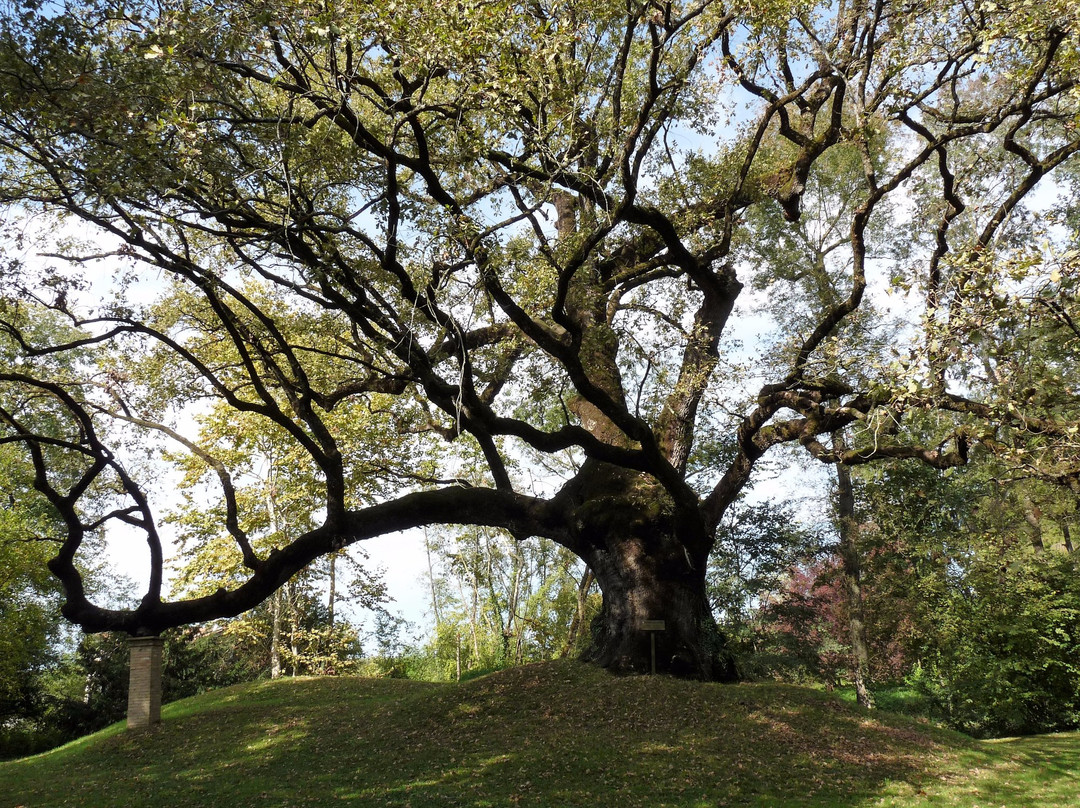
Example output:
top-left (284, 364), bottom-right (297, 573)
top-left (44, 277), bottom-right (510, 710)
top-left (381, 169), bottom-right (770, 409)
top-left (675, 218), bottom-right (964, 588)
top-left (1, 0), bottom-right (1078, 679)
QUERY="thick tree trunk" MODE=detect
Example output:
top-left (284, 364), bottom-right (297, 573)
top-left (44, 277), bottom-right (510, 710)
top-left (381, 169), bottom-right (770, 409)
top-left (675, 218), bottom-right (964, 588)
top-left (581, 543), bottom-right (731, 679)
top-left (560, 461), bottom-right (735, 681)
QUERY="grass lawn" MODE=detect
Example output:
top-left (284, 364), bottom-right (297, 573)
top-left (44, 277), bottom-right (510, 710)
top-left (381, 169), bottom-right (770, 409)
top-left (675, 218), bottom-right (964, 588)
top-left (1, 660), bottom-right (1077, 807)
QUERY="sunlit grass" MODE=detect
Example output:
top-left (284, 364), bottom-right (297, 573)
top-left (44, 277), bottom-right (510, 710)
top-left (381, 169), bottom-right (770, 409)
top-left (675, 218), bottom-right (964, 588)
top-left (1, 661), bottom-right (1076, 807)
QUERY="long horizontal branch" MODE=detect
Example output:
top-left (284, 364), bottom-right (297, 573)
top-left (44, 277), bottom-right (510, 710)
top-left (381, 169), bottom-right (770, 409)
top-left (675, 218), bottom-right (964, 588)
top-left (57, 486), bottom-right (569, 634)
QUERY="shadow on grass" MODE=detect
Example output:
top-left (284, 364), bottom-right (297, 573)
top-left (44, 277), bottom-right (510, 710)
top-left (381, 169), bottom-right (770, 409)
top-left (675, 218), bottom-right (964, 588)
top-left (946, 732), bottom-right (1080, 807)
top-left (2, 663), bottom-right (1076, 808)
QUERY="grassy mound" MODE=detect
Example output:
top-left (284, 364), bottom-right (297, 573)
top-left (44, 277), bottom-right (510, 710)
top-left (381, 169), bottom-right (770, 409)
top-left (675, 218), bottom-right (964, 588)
top-left (2, 660), bottom-right (1077, 807)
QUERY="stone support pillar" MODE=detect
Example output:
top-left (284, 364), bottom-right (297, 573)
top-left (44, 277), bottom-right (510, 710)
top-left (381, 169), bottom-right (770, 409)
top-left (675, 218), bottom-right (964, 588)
top-left (127, 635), bottom-right (164, 729)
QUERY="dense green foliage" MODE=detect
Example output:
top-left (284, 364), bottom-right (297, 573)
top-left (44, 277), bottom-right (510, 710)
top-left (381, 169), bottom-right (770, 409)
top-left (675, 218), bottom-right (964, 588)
top-left (857, 463), bottom-right (1080, 738)
top-left (750, 458), bottom-right (1080, 737)
top-left (915, 543), bottom-right (1080, 738)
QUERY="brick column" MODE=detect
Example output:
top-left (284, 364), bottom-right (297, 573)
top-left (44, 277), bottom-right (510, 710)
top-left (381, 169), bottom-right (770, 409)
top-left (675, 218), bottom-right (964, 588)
top-left (127, 636), bottom-right (164, 729)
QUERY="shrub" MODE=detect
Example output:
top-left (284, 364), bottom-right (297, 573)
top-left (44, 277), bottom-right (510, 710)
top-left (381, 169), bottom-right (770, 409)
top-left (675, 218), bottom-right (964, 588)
top-left (912, 542), bottom-right (1080, 738)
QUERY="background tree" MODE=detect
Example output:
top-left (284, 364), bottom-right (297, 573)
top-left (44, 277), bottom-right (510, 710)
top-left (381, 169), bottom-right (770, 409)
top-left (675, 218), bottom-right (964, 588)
top-left (0, 440), bottom-right (67, 755)
top-left (0, 0), bottom-right (1077, 683)
top-left (758, 451), bottom-right (1080, 736)
top-left (706, 496), bottom-right (821, 670)
top-left (164, 398), bottom-right (388, 678)
top-left (0, 300), bottom-right (107, 753)
top-left (424, 525), bottom-right (597, 678)
top-left (863, 456), bottom-right (1080, 736)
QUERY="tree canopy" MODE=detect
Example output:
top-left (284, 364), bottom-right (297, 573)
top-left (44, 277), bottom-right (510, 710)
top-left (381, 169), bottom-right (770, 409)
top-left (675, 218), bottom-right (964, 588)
top-left (0, 0), bottom-right (1078, 678)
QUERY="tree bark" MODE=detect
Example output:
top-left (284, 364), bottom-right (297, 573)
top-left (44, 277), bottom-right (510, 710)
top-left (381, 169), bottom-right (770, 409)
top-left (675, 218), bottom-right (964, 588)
top-left (1022, 499), bottom-right (1045, 554)
top-left (834, 441), bottom-right (875, 709)
top-left (559, 461), bottom-right (735, 680)
top-left (425, 529), bottom-right (443, 628)
top-left (270, 589), bottom-right (282, 680)
top-left (328, 553), bottom-right (336, 628)
top-left (288, 579), bottom-right (299, 677)
top-left (560, 566), bottom-right (594, 658)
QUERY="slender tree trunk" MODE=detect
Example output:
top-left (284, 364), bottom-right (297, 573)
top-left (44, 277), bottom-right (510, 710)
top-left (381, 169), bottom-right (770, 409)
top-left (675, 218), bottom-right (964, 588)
top-left (469, 530), bottom-right (482, 662)
top-left (328, 553), bottom-right (336, 628)
top-left (477, 531), bottom-right (497, 640)
top-left (1063, 522), bottom-right (1075, 554)
top-left (1022, 499), bottom-right (1045, 554)
top-left (288, 579), bottom-right (299, 677)
top-left (561, 566), bottom-right (595, 658)
top-left (424, 529), bottom-right (443, 628)
top-left (482, 533), bottom-right (509, 664)
top-left (506, 548), bottom-right (523, 665)
top-left (270, 589), bottom-right (282, 679)
top-left (834, 436), bottom-right (875, 709)
top-left (265, 470), bottom-right (284, 679)
top-left (470, 574), bottom-right (481, 662)
top-left (455, 633), bottom-right (462, 682)
top-left (455, 576), bottom-right (480, 668)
